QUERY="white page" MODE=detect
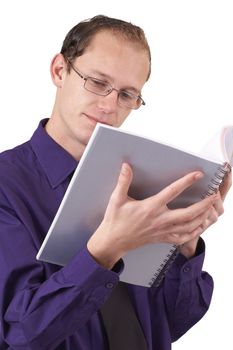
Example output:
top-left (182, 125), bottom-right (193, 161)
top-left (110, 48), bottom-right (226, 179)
top-left (199, 126), bottom-right (233, 165)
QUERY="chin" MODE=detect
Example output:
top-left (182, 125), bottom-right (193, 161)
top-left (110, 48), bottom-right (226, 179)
top-left (82, 129), bottom-right (95, 146)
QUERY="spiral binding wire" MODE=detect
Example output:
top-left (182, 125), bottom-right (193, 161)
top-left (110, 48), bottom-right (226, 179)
top-left (149, 162), bottom-right (231, 289)
top-left (201, 162), bottom-right (231, 198)
top-left (148, 245), bottom-right (178, 287)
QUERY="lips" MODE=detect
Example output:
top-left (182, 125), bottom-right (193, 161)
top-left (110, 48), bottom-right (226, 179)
top-left (84, 114), bottom-right (112, 126)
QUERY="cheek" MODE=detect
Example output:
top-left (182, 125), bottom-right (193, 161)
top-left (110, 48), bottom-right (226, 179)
top-left (116, 110), bottom-right (131, 127)
top-left (60, 86), bottom-right (89, 116)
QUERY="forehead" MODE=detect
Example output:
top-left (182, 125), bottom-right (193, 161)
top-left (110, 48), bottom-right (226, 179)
top-left (74, 30), bottom-right (150, 89)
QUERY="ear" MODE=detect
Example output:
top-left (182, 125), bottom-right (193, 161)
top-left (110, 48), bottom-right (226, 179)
top-left (50, 53), bottom-right (67, 88)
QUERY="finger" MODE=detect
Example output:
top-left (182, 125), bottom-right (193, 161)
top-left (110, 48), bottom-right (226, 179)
top-left (111, 163), bottom-right (133, 204)
top-left (177, 226), bottom-right (203, 245)
top-left (175, 207), bottom-right (219, 245)
top-left (160, 226), bottom-right (203, 246)
top-left (219, 170), bottom-right (232, 201)
top-left (162, 209), bottom-right (210, 235)
top-left (212, 193), bottom-right (224, 216)
top-left (152, 171), bottom-right (204, 206)
top-left (156, 193), bottom-right (218, 227)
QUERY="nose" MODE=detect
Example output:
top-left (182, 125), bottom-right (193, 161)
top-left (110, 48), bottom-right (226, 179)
top-left (96, 89), bottom-right (119, 114)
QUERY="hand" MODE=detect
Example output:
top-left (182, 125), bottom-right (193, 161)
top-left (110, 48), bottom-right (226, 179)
top-left (87, 163), bottom-right (219, 269)
top-left (179, 166), bottom-right (232, 258)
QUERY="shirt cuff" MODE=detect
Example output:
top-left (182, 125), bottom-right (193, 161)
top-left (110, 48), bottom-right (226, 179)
top-left (166, 238), bottom-right (206, 282)
top-left (60, 247), bottom-right (123, 303)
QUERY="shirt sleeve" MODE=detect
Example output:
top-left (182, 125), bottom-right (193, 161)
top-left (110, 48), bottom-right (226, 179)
top-left (0, 190), bottom-right (121, 350)
top-left (149, 238), bottom-right (214, 344)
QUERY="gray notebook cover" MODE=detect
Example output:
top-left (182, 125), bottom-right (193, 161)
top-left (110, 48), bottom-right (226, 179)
top-left (37, 124), bottom-right (224, 287)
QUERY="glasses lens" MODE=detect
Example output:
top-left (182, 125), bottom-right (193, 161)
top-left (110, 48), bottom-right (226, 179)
top-left (84, 76), bottom-right (145, 109)
top-left (85, 77), bottom-right (111, 96)
top-left (118, 91), bottom-right (143, 109)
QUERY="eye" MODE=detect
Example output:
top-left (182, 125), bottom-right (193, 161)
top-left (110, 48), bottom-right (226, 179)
top-left (88, 78), bottom-right (109, 91)
top-left (119, 91), bottom-right (137, 101)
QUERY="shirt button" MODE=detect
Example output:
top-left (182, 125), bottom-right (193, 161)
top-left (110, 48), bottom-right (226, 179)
top-left (105, 282), bottom-right (114, 289)
top-left (183, 266), bottom-right (191, 273)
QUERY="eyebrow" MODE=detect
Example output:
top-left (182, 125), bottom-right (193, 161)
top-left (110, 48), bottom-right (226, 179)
top-left (89, 69), bottom-right (141, 95)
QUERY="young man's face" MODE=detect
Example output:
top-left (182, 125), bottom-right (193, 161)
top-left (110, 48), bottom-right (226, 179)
top-left (50, 30), bottom-right (150, 158)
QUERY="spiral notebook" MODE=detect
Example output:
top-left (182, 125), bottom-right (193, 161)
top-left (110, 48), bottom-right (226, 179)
top-left (37, 124), bottom-right (233, 287)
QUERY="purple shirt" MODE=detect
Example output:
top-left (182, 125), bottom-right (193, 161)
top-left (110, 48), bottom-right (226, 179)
top-left (0, 119), bottom-right (214, 350)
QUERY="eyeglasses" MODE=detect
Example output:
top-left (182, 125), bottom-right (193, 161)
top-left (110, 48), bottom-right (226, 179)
top-left (67, 60), bottom-right (146, 110)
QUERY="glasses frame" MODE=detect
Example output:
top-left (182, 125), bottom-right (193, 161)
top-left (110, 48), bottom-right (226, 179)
top-left (66, 59), bottom-right (146, 110)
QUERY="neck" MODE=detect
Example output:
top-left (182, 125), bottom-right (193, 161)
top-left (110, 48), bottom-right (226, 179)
top-left (45, 117), bottom-right (85, 161)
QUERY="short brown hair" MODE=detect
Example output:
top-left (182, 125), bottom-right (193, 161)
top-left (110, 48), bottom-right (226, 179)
top-left (60, 15), bottom-right (151, 80)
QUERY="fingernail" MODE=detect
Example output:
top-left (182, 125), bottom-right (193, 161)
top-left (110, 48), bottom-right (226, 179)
top-left (225, 163), bottom-right (232, 173)
top-left (121, 163), bottom-right (128, 175)
top-left (195, 172), bottom-right (203, 180)
top-left (210, 193), bottom-right (219, 202)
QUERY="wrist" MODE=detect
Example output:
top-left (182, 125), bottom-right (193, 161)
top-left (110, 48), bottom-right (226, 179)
top-left (87, 229), bottom-right (123, 269)
top-left (178, 237), bottom-right (199, 259)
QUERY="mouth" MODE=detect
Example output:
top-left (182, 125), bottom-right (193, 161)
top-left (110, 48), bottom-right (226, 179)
top-left (84, 114), bottom-right (112, 126)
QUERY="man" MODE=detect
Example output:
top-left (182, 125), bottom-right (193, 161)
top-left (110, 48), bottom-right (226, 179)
top-left (0, 15), bottom-right (231, 350)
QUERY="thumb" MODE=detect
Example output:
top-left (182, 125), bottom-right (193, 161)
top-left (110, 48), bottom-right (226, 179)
top-left (112, 163), bottom-right (133, 203)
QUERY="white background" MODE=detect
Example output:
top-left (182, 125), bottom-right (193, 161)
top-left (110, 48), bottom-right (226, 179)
top-left (0, 1), bottom-right (232, 348)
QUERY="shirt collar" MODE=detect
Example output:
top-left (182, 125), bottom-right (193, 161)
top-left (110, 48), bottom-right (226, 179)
top-left (30, 119), bottom-right (78, 188)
